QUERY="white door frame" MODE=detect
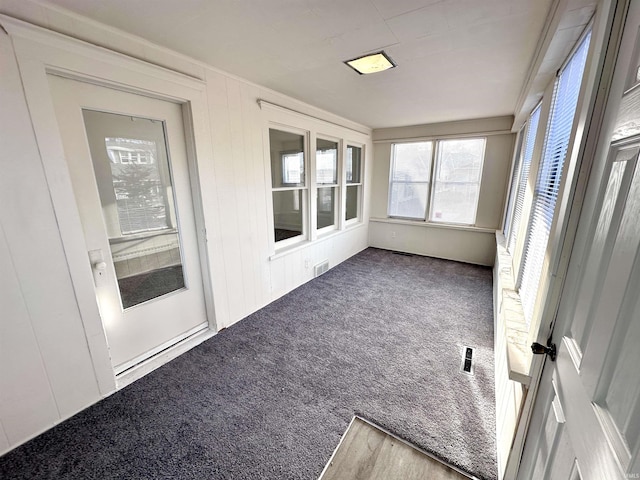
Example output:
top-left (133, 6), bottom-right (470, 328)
top-left (0, 15), bottom-right (218, 394)
top-left (506, 0), bottom-right (631, 477)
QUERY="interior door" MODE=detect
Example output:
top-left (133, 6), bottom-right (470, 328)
top-left (48, 74), bottom-right (208, 374)
top-left (519, 2), bottom-right (640, 479)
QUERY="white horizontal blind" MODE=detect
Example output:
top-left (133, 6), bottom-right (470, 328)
top-left (508, 104), bottom-right (541, 253)
top-left (520, 30), bottom-right (591, 325)
top-left (503, 126), bottom-right (526, 236)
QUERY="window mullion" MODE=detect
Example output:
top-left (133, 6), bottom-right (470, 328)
top-left (426, 140), bottom-right (437, 221)
top-left (338, 141), bottom-right (347, 230)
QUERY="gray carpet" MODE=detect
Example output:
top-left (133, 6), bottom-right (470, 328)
top-left (0, 247), bottom-right (497, 480)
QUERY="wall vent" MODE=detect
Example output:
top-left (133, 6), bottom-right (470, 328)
top-left (314, 261), bottom-right (329, 278)
top-left (392, 251), bottom-right (414, 256)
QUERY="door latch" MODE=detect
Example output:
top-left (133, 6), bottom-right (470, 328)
top-left (531, 339), bottom-right (557, 361)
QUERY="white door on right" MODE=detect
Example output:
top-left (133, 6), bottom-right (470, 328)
top-left (520, 2), bottom-right (640, 479)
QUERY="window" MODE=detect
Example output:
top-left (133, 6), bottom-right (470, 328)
top-left (270, 129), bottom-right (306, 243)
top-left (388, 142), bottom-right (432, 219)
top-left (431, 138), bottom-right (485, 224)
top-left (388, 138), bottom-right (486, 225)
top-left (268, 124), bottom-right (366, 247)
top-left (503, 126), bottom-right (526, 237)
top-left (519, 30), bottom-right (591, 325)
top-left (316, 138), bottom-right (338, 230)
top-left (507, 104), bottom-right (541, 253)
top-left (346, 145), bottom-right (362, 221)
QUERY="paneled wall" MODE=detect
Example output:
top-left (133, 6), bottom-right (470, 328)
top-left (0, 0), bottom-right (371, 454)
top-left (369, 117), bottom-right (515, 265)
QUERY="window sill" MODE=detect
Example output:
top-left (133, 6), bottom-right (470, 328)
top-left (370, 217), bottom-right (495, 234)
top-left (269, 222), bottom-right (366, 261)
top-left (495, 231), bottom-right (533, 386)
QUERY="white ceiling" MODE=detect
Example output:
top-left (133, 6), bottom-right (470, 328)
top-left (41, 0), bottom-right (553, 129)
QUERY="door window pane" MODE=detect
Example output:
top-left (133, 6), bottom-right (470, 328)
top-left (83, 110), bottom-right (185, 309)
top-left (105, 137), bottom-right (169, 234)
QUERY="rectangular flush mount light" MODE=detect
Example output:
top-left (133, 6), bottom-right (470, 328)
top-left (345, 51), bottom-right (396, 75)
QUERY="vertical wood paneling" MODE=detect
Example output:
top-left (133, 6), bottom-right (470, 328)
top-left (0, 31), bottom-right (100, 427)
top-left (0, 225), bottom-right (59, 450)
top-left (225, 79), bottom-right (255, 315)
top-left (202, 70), bottom-right (231, 328)
top-left (241, 84), bottom-right (272, 310)
top-left (0, 420), bottom-right (9, 453)
top-left (207, 71), bottom-right (244, 328)
top-left (270, 257), bottom-right (287, 301)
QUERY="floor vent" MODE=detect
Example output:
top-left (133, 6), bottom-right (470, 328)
top-left (461, 346), bottom-right (474, 375)
top-left (314, 261), bottom-right (329, 277)
top-left (392, 251), bottom-right (414, 257)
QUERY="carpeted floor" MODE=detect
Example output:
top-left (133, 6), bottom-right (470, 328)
top-left (0, 248), bottom-right (497, 480)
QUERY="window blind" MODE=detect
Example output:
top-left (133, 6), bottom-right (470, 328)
top-left (519, 30), bottom-right (591, 325)
top-left (507, 104), bottom-right (541, 253)
top-left (503, 126), bottom-right (525, 237)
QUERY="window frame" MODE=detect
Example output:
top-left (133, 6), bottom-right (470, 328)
top-left (387, 141), bottom-right (434, 220)
top-left (345, 142), bottom-right (365, 225)
top-left (387, 136), bottom-right (487, 226)
top-left (264, 109), bottom-right (368, 254)
top-left (269, 125), bottom-right (309, 249)
top-left (429, 137), bottom-right (486, 225)
top-left (315, 134), bottom-right (341, 235)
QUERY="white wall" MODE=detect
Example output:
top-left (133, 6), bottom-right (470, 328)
top-left (0, 0), bottom-right (371, 454)
top-left (369, 117), bottom-right (515, 265)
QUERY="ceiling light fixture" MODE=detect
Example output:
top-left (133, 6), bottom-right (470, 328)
top-left (345, 51), bottom-right (396, 75)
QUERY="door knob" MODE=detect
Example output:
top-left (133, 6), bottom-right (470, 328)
top-left (531, 341), bottom-right (557, 361)
top-left (93, 261), bottom-right (107, 271)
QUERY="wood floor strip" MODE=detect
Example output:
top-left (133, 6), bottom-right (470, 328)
top-left (319, 417), bottom-right (476, 480)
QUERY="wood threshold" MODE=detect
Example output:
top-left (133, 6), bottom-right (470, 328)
top-left (319, 416), bottom-right (478, 480)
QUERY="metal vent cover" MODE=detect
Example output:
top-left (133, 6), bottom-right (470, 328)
top-left (314, 260), bottom-right (329, 277)
top-left (461, 346), bottom-right (474, 375)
